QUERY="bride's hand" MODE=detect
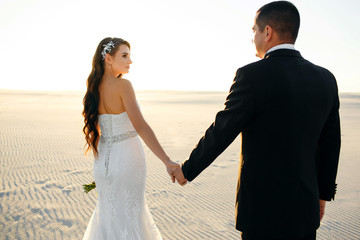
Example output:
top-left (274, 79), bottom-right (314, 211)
top-left (164, 160), bottom-right (180, 183)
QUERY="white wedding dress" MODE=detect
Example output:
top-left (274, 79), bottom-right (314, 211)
top-left (83, 112), bottom-right (163, 240)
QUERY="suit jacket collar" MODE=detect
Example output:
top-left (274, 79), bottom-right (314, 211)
top-left (264, 49), bottom-right (302, 59)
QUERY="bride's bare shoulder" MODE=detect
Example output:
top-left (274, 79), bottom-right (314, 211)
top-left (116, 78), bottom-right (134, 90)
top-left (117, 78), bottom-right (131, 85)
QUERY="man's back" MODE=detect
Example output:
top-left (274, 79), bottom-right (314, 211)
top-left (235, 49), bottom-right (340, 237)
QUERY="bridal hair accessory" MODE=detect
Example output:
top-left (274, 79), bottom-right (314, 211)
top-left (101, 41), bottom-right (116, 60)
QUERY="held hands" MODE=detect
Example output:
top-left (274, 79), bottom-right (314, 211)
top-left (165, 159), bottom-right (180, 183)
top-left (164, 159), bottom-right (187, 186)
top-left (172, 166), bottom-right (187, 186)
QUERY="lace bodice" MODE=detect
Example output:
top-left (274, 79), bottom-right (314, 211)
top-left (98, 112), bottom-right (136, 137)
top-left (98, 112), bottom-right (137, 176)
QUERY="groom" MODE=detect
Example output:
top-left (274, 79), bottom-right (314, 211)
top-left (172, 1), bottom-right (340, 239)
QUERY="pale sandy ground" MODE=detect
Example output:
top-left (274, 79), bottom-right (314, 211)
top-left (0, 89), bottom-right (359, 240)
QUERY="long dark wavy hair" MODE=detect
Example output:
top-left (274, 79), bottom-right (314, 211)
top-left (82, 37), bottom-right (131, 156)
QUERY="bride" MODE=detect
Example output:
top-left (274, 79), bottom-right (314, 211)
top-left (82, 37), bottom-right (179, 240)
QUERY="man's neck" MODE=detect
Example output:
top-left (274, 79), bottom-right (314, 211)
top-left (266, 43), bottom-right (295, 54)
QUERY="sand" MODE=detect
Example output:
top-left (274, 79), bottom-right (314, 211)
top-left (0, 89), bottom-right (359, 240)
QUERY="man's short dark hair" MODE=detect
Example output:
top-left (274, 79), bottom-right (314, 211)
top-left (257, 1), bottom-right (300, 43)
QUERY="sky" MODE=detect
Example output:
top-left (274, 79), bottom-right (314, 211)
top-left (0, 0), bottom-right (359, 92)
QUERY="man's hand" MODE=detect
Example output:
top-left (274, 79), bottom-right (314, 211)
top-left (173, 166), bottom-right (187, 186)
top-left (320, 199), bottom-right (326, 221)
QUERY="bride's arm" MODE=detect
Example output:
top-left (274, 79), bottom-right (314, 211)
top-left (118, 79), bottom-right (179, 179)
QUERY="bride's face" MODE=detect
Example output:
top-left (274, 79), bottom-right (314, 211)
top-left (109, 44), bottom-right (132, 76)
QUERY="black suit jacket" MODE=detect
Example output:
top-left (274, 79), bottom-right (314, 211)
top-left (182, 49), bottom-right (340, 238)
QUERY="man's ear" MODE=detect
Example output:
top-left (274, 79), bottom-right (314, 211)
top-left (265, 25), bottom-right (273, 42)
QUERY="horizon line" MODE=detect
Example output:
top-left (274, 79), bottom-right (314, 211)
top-left (0, 88), bottom-right (359, 95)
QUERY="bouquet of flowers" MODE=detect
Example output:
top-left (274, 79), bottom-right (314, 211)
top-left (83, 181), bottom-right (96, 194)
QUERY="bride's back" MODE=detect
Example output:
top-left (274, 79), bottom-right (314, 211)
top-left (98, 76), bottom-right (126, 115)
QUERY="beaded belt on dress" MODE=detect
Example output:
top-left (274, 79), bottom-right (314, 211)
top-left (100, 131), bottom-right (138, 176)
